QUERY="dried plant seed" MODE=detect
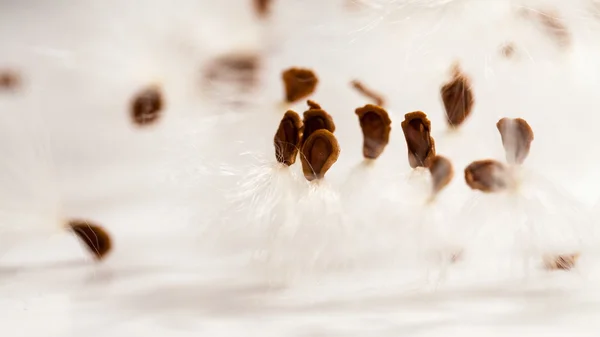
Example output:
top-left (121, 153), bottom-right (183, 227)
top-left (68, 220), bottom-right (112, 260)
top-left (254, 0), bottom-right (272, 18)
top-left (300, 129), bottom-right (340, 181)
top-left (401, 111), bottom-right (436, 168)
top-left (282, 67), bottom-right (318, 103)
top-left (301, 101), bottom-right (336, 146)
top-left (307, 99), bottom-right (321, 110)
top-left (543, 253), bottom-right (580, 271)
top-left (441, 67), bottom-right (474, 128)
top-left (519, 8), bottom-right (571, 48)
top-left (496, 117), bottom-right (534, 165)
top-left (355, 104), bottom-right (391, 159)
top-left (464, 159), bottom-right (511, 193)
top-left (429, 155), bottom-right (454, 195)
top-left (501, 43), bottom-right (516, 58)
top-left (131, 86), bottom-right (163, 126)
top-left (205, 53), bottom-right (260, 87)
top-left (274, 110), bottom-right (303, 165)
top-left (0, 70), bottom-right (20, 91)
top-left (351, 80), bottom-right (385, 107)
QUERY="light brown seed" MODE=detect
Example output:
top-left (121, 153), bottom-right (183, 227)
top-left (351, 80), bottom-right (385, 107)
top-left (131, 86), bottom-right (163, 126)
top-left (429, 155), bottom-right (454, 195)
top-left (519, 8), bottom-right (571, 48)
top-left (355, 104), bottom-right (391, 160)
top-left (274, 110), bottom-right (303, 166)
top-left (254, 0), bottom-right (272, 18)
top-left (282, 67), bottom-right (318, 103)
top-left (205, 53), bottom-right (260, 88)
top-left (401, 111), bottom-right (436, 168)
top-left (441, 66), bottom-right (474, 128)
top-left (300, 129), bottom-right (340, 181)
top-left (543, 253), bottom-right (580, 271)
top-left (68, 220), bottom-right (112, 260)
top-left (301, 100), bottom-right (336, 147)
top-left (496, 117), bottom-right (534, 165)
top-left (464, 159), bottom-right (511, 193)
top-left (500, 43), bottom-right (516, 58)
top-left (0, 70), bottom-right (20, 91)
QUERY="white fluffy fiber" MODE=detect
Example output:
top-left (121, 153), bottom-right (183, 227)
top-left (3, 0), bottom-right (600, 335)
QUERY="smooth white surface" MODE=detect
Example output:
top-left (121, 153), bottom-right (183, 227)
top-left (2, 0), bottom-right (600, 336)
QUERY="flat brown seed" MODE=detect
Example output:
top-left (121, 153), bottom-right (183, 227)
top-left (131, 86), bottom-right (163, 126)
top-left (351, 80), bottom-right (385, 107)
top-left (441, 69), bottom-right (474, 128)
top-left (355, 104), bottom-right (391, 159)
top-left (254, 0), bottom-right (272, 18)
top-left (464, 159), bottom-right (511, 193)
top-left (401, 111), bottom-right (436, 168)
top-left (274, 110), bottom-right (303, 166)
top-left (205, 53), bottom-right (260, 87)
top-left (300, 129), bottom-right (340, 181)
top-left (496, 117), bottom-right (534, 165)
top-left (301, 102), bottom-right (336, 146)
top-left (543, 253), bottom-right (580, 271)
top-left (0, 70), bottom-right (20, 91)
top-left (68, 220), bottom-right (112, 260)
top-left (282, 67), bottom-right (318, 103)
top-left (429, 155), bottom-right (454, 195)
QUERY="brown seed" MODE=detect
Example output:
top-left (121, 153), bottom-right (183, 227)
top-left (429, 155), bottom-right (454, 195)
top-left (274, 110), bottom-right (303, 166)
top-left (205, 53), bottom-right (260, 88)
top-left (519, 8), bottom-right (571, 48)
top-left (253, 0), bottom-right (272, 18)
top-left (441, 66), bottom-right (474, 128)
top-left (464, 159), bottom-right (511, 193)
top-left (500, 43), bottom-right (516, 58)
top-left (543, 253), bottom-right (580, 271)
top-left (351, 80), bottom-right (385, 107)
top-left (68, 220), bottom-right (112, 260)
top-left (401, 111), bottom-right (436, 168)
top-left (355, 104), bottom-right (391, 160)
top-left (131, 86), bottom-right (163, 126)
top-left (496, 117), bottom-right (534, 165)
top-left (0, 70), bottom-right (20, 91)
top-left (300, 129), bottom-right (340, 181)
top-left (301, 100), bottom-right (336, 146)
top-left (282, 67), bottom-right (318, 103)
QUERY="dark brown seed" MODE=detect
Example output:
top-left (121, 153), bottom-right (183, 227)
top-left (0, 70), bottom-right (20, 91)
top-left (496, 117), bottom-right (534, 165)
top-left (301, 100), bottom-right (336, 147)
top-left (429, 155), bottom-right (454, 195)
top-left (441, 67), bottom-right (474, 128)
top-left (543, 253), bottom-right (580, 271)
top-left (131, 86), bottom-right (163, 126)
top-left (401, 111), bottom-right (436, 168)
top-left (254, 0), bottom-right (272, 18)
top-left (355, 104), bottom-right (391, 160)
top-left (68, 220), bottom-right (112, 260)
top-left (464, 159), bottom-right (511, 193)
top-left (300, 129), bottom-right (340, 181)
top-left (282, 67), bottom-right (318, 103)
top-left (351, 80), bottom-right (385, 107)
top-left (274, 110), bottom-right (303, 166)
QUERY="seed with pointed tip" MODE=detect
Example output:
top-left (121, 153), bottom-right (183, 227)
top-left (496, 117), bottom-right (534, 165)
top-left (306, 99), bottom-right (321, 110)
top-left (274, 110), bottom-right (303, 166)
top-left (68, 220), bottom-right (112, 260)
top-left (464, 160), bottom-right (511, 193)
top-left (543, 253), bottom-right (580, 271)
top-left (131, 86), bottom-right (163, 126)
top-left (355, 104), bottom-right (391, 160)
top-left (401, 111), bottom-right (436, 168)
top-left (282, 67), bottom-right (318, 103)
top-left (351, 80), bottom-right (385, 107)
top-left (301, 101), bottom-right (335, 147)
top-left (441, 69), bottom-right (474, 128)
top-left (429, 155), bottom-right (454, 195)
top-left (300, 129), bottom-right (340, 181)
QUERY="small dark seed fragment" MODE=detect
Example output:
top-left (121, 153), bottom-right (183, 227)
top-left (429, 155), bottom-right (454, 195)
top-left (441, 66), bottom-right (474, 128)
top-left (401, 111), bottom-right (436, 168)
top-left (300, 129), bottom-right (340, 181)
top-left (131, 86), bottom-right (163, 126)
top-left (355, 104), bottom-right (391, 160)
top-left (0, 70), bottom-right (20, 91)
top-left (68, 220), bottom-right (112, 260)
top-left (351, 80), bottom-right (385, 107)
top-left (274, 110), bottom-right (303, 166)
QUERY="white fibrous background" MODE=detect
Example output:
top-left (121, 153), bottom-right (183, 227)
top-left (3, 0), bottom-right (600, 336)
